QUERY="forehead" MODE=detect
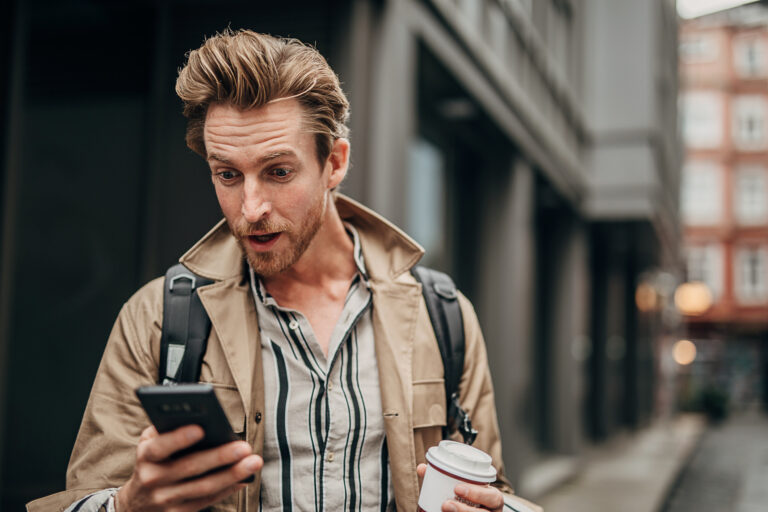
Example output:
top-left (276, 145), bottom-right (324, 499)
top-left (203, 99), bottom-right (311, 157)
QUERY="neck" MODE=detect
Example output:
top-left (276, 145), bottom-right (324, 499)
top-left (262, 196), bottom-right (356, 294)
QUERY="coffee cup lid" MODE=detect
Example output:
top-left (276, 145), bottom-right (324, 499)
top-left (425, 440), bottom-right (497, 483)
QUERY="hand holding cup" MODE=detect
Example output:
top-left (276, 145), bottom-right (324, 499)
top-left (417, 440), bottom-right (503, 512)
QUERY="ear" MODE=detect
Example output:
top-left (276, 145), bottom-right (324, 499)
top-left (324, 138), bottom-right (350, 190)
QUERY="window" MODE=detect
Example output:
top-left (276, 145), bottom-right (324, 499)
top-left (733, 95), bottom-right (767, 150)
top-left (680, 33), bottom-right (718, 63)
top-left (734, 35), bottom-right (765, 77)
top-left (687, 244), bottom-right (724, 300)
top-left (407, 138), bottom-right (447, 268)
top-left (681, 161), bottom-right (723, 225)
top-left (734, 166), bottom-right (768, 225)
top-left (734, 246), bottom-right (768, 304)
top-left (680, 91), bottom-right (723, 148)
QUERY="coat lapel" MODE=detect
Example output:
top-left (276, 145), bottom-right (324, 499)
top-left (179, 193), bottom-right (426, 510)
top-left (370, 279), bottom-right (422, 512)
top-left (197, 277), bottom-right (259, 417)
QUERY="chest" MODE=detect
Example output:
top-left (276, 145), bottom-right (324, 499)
top-left (257, 305), bottom-right (394, 510)
top-left (287, 294), bottom-right (347, 355)
top-left (268, 277), bottom-right (358, 355)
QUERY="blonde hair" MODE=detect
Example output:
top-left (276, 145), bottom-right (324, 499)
top-left (176, 29), bottom-right (350, 164)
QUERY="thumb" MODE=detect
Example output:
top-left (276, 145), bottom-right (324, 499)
top-left (139, 425), bottom-right (158, 442)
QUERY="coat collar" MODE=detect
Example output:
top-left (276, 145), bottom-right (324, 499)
top-left (178, 193), bottom-right (424, 282)
top-left (179, 193), bottom-right (425, 510)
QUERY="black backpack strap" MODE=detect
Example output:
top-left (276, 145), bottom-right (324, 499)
top-left (159, 263), bottom-right (214, 385)
top-left (411, 265), bottom-right (477, 445)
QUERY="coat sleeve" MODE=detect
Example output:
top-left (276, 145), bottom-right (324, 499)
top-left (457, 293), bottom-right (543, 512)
top-left (27, 278), bottom-right (165, 512)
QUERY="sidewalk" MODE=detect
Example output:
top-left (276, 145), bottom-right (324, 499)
top-left (535, 414), bottom-right (706, 512)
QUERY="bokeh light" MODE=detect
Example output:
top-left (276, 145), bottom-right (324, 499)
top-left (635, 282), bottom-right (659, 312)
top-left (673, 339), bottom-right (697, 365)
top-left (674, 282), bottom-right (713, 316)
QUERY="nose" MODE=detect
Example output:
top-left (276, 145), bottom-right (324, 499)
top-left (241, 178), bottom-right (272, 223)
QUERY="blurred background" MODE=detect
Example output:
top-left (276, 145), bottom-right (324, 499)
top-left (1, 0), bottom-right (767, 510)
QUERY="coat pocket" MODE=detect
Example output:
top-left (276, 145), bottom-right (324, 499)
top-left (208, 383), bottom-right (246, 434)
top-left (412, 379), bottom-right (447, 463)
top-left (413, 379), bottom-right (447, 428)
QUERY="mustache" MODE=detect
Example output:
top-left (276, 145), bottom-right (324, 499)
top-left (231, 218), bottom-right (290, 239)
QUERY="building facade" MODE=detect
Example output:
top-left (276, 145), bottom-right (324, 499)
top-left (679, 2), bottom-right (768, 412)
top-left (0, 0), bottom-right (681, 507)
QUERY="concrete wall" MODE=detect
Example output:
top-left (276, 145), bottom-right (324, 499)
top-left (583, 0), bottom-right (682, 252)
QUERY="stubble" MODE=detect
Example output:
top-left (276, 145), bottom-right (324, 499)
top-left (230, 193), bottom-right (327, 277)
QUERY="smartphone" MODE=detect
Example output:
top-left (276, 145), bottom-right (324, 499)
top-left (136, 383), bottom-right (254, 482)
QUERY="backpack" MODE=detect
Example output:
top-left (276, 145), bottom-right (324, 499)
top-left (158, 263), bottom-right (477, 444)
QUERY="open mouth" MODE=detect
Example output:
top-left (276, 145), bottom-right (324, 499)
top-left (249, 233), bottom-right (280, 243)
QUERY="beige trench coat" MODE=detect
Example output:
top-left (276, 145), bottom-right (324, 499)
top-left (28, 195), bottom-right (541, 512)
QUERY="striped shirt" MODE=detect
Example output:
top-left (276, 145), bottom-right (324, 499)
top-left (63, 489), bottom-right (117, 512)
top-left (250, 224), bottom-right (394, 512)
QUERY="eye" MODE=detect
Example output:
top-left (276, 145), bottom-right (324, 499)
top-left (213, 169), bottom-right (241, 184)
top-left (270, 168), bottom-right (293, 180)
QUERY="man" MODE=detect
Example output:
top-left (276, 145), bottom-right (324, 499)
top-left (28, 30), bottom-right (540, 512)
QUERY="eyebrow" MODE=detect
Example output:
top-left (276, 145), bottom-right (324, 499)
top-left (258, 150), bottom-right (298, 164)
top-left (207, 150), bottom-right (298, 166)
top-left (207, 153), bottom-right (234, 165)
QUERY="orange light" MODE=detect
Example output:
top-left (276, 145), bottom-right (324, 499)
top-left (673, 339), bottom-right (697, 365)
top-left (635, 282), bottom-right (658, 312)
top-left (674, 282), bottom-right (712, 316)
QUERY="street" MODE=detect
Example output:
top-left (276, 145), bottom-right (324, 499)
top-left (662, 408), bottom-right (768, 512)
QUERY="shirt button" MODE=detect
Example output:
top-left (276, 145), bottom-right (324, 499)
top-left (289, 320), bottom-right (299, 330)
top-left (327, 451), bottom-right (335, 462)
top-left (254, 412), bottom-right (262, 423)
top-left (328, 381), bottom-right (334, 391)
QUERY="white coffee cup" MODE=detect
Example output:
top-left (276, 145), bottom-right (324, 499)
top-left (417, 440), bottom-right (497, 512)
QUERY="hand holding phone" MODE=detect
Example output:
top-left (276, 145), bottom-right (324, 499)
top-left (114, 384), bottom-right (262, 512)
top-left (136, 383), bottom-right (244, 456)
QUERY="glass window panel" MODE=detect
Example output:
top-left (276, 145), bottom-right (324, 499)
top-left (687, 244), bottom-right (723, 300)
top-left (734, 36), bottom-right (766, 77)
top-left (734, 246), bottom-right (768, 304)
top-left (681, 161), bottom-right (723, 225)
top-left (681, 92), bottom-right (723, 148)
top-left (734, 166), bottom-right (768, 224)
top-left (407, 138), bottom-right (447, 268)
top-left (680, 33), bottom-right (718, 62)
top-left (733, 95), bottom-right (768, 150)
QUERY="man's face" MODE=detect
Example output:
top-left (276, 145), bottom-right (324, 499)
top-left (204, 99), bottom-right (345, 277)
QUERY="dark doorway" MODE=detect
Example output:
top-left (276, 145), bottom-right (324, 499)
top-left (0, 2), bottom-right (347, 508)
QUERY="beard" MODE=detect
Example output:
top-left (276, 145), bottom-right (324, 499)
top-left (230, 192), bottom-right (327, 278)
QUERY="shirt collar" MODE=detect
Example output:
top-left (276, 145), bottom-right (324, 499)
top-left (345, 222), bottom-right (370, 282)
top-left (249, 223), bottom-right (369, 308)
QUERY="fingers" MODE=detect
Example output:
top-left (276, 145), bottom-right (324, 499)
top-left (417, 463), bottom-right (427, 478)
top-left (442, 484), bottom-right (505, 512)
top-left (153, 454), bottom-right (262, 504)
top-left (171, 483), bottom-right (249, 512)
top-left (124, 426), bottom-right (258, 512)
top-left (138, 425), bottom-right (204, 463)
top-left (168, 441), bottom-right (254, 481)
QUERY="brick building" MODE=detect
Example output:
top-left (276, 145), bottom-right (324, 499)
top-left (679, 1), bottom-right (768, 409)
